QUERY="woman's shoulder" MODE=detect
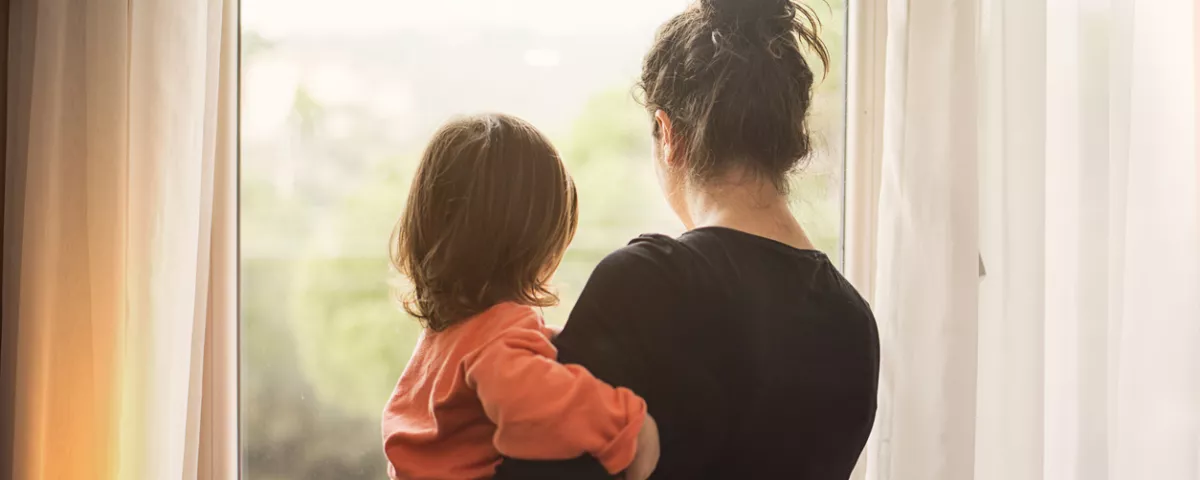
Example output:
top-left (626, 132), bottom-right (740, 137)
top-left (564, 235), bottom-right (695, 313)
top-left (592, 234), bottom-right (694, 281)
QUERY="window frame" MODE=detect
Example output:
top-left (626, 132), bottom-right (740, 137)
top-left (231, 0), bottom-right (887, 477)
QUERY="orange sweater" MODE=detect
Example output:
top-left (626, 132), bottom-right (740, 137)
top-left (382, 303), bottom-right (647, 480)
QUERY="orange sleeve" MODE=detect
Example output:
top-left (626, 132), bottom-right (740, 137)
top-left (463, 321), bottom-right (646, 474)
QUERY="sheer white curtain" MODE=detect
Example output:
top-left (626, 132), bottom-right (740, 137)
top-left (867, 0), bottom-right (981, 478)
top-left (2, 0), bottom-right (238, 478)
top-left (867, 1), bottom-right (1199, 480)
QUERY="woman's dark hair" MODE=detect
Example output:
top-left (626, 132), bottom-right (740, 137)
top-left (639, 0), bottom-right (830, 192)
top-left (391, 113), bottom-right (579, 332)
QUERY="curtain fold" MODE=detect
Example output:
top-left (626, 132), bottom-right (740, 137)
top-left (869, 1), bottom-right (1200, 479)
top-left (2, 0), bottom-right (238, 478)
top-left (869, 0), bottom-right (980, 478)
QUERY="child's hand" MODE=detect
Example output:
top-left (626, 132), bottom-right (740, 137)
top-left (624, 414), bottom-right (660, 480)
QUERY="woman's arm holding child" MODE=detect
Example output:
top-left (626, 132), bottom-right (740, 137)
top-left (463, 318), bottom-right (657, 477)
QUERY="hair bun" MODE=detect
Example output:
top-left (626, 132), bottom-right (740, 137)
top-left (700, 0), bottom-right (795, 26)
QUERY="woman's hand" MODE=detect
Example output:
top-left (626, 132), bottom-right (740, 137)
top-left (623, 414), bottom-right (660, 480)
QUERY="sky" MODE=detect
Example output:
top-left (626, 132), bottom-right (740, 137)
top-left (241, 0), bottom-right (700, 141)
top-left (244, 0), bottom-right (693, 38)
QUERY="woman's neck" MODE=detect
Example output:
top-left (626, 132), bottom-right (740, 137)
top-left (683, 176), bottom-right (816, 251)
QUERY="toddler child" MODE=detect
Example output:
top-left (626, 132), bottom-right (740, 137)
top-left (381, 113), bottom-right (659, 480)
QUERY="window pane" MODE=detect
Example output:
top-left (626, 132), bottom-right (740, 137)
top-left (239, 1), bottom-right (846, 478)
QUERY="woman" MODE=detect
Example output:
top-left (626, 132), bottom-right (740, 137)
top-left (495, 0), bottom-right (879, 477)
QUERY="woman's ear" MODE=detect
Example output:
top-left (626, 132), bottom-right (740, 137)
top-left (654, 109), bottom-right (676, 166)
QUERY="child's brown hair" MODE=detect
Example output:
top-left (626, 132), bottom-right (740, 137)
top-left (391, 114), bottom-right (579, 331)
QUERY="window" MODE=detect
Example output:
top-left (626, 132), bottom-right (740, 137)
top-left (240, 1), bottom-right (848, 477)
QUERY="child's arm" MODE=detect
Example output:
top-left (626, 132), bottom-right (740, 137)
top-left (463, 323), bottom-right (647, 475)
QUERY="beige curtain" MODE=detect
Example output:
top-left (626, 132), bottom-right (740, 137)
top-left (2, 0), bottom-right (238, 478)
top-left (865, 0), bottom-right (1200, 479)
top-left (867, 0), bottom-right (981, 478)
